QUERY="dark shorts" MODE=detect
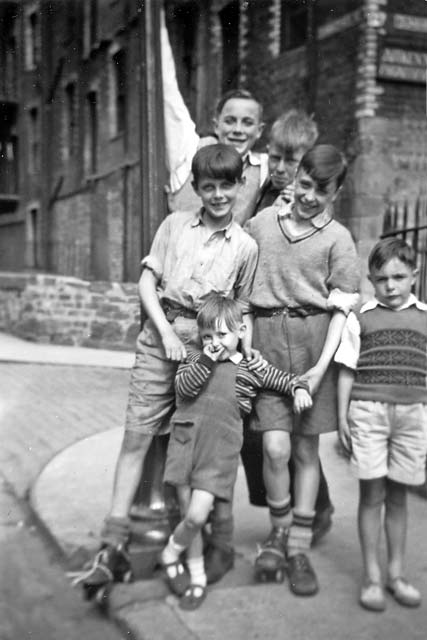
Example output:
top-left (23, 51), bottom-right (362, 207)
top-left (253, 312), bottom-right (338, 435)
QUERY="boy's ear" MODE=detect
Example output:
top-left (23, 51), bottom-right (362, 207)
top-left (212, 117), bottom-right (219, 135)
top-left (256, 121), bottom-right (265, 139)
top-left (191, 179), bottom-right (199, 195)
top-left (331, 184), bottom-right (343, 202)
top-left (238, 323), bottom-right (246, 338)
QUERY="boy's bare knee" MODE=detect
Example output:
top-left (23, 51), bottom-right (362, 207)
top-left (385, 478), bottom-right (407, 507)
top-left (292, 435), bottom-right (319, 465)
top-left (184, 512), bottom-right (205, 532)
top-left (359, 478), bottom-right (386, 506)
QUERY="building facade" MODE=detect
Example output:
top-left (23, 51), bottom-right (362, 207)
top-left (0, 0), bottom-right (426, 287)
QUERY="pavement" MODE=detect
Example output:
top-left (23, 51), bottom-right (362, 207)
top-left (1, 331), bottom-right (427, 639)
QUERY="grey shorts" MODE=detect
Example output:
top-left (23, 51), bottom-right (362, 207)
top-left (124, 317), bottom-right (200, 435)
top-left (252, 312), bottom-right (338, 435)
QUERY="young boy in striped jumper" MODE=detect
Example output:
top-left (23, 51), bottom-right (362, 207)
top-left (161, 294), bottom-right (312, 610)
top-left (336, 237), bottom-right (427, 612)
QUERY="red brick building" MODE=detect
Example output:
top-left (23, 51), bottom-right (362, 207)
top-left (0, 1), bottom-right (426, 314)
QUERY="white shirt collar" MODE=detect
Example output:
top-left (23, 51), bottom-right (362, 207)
top-left (360, 294), bottom-right (427, 313)
top-left (229, 352), bottom-right (243, 364)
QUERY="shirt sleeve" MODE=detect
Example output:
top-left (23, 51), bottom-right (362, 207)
top-left (334, 311), bottom-right (361, 370)
top-left (140, 215), bottom-right (172, 281)
top-left (232, 235), bottom-right (258, 313)
top-left (260, 363), bottom-right (310, 396)
top-left (326, 228), bottom-right (361, 294)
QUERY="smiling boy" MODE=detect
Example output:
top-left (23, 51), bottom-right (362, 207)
top-left (167, 89), bottom-right (268, 226)
top-left (76, 144), bottom-right (258, 601)
top-left (246, 144), bottom-right (360, 595)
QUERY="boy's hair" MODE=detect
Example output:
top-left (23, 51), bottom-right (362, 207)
top-left (299, 144), bottom-right (347, 191)
top-left (368, 237), bottom-right (417, 272)
top-left (197, 294), bottom-right (243, 332)
top-left (215, 88), bottom-right (263, 121)
top-left (269, 109), bottom-right (318, 157)
top-left (192, 143), bottom-right (243, 187)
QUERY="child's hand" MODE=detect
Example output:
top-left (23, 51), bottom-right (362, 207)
top-left (244, 348), bottom-right (268, 372)
top-left (338, 420), bottom-right (352, 456)
top-left (293, 388), bottom-right (313, 414)
top-left (280, 183), bottom-right (295, 204)
top-left (162, 329), bottom-right (187, 361)
top-left (203, 344), bottom-right (225, 362)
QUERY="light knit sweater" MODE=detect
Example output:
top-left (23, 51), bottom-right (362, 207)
top-left (246, 207), bottom-right (360, 309)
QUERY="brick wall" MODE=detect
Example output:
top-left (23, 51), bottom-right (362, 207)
top-left (0, 272), bottom-right (140, 350)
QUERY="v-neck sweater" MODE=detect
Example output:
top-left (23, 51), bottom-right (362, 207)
top-left (246, 206), bottom-right (360, 309)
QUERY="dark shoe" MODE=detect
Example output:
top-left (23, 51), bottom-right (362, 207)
top-left (160, 558), bottom-right (190, 596)
top-left (179, 584), bottom-right (207, 611)
top-left (204, 544), bottom-right (234, 585)
top-left (254, 526), bottom-right (287, 583)
top-left (287, 553), bottom-right (319, 596)
top-left (311, 505), bottom-right (334, 546)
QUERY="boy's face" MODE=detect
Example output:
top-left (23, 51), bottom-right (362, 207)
top-left (200, 318), bottom-right (245, 361)
top-left (213, 98), bottom-right (264, 157)
top-left (193, 176), bottom-right (241, 226)
top-left (293, 168), bottom-right (339, 221)
top-left (369, 257), bottom-right (417, 309)
top-left (268, 144), bottom-right (304, 191)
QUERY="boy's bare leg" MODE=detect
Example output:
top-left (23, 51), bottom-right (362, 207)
top-left (262, 430), bottom-right (291, 502)
top-left (358, 478), bottom-right (385, 585)
top-left (384, 479), bottom-right (407, 580)
top-left (286, 435), bottom-right (319, 596)
top-left (108, 431), bottom-right (153, 519)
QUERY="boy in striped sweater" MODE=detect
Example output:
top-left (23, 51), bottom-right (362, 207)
top-left (336, 237), bottom-right (427, 612)
top-left (161, 294), bottom-right (312, 610)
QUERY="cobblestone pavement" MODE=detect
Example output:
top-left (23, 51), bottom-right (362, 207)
top-left (0, 363), bottom-right (130, 498)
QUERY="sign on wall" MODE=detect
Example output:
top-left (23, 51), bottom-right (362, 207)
top-left (378, 47), bottom-right (427, 83)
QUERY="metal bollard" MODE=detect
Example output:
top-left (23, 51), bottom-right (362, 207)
top-left (128, 435), bottom-right (180, 579)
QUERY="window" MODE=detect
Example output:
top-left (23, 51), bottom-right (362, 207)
top-left (29, 107), bottom-right (40, 174)
top-left (219, 1), bottom-right (240, 92)
top-left (86, 91), bottom-right (98, 174)
top-left (280, 0), bottom-right (309, 51)
top-left (83, 0), bottom-right (98, 57)
top-left (0, 104), bottom-right (18, 196)
top-left (27, 206), bottom-right (40, 268)
top-left (112, 49), bottom-right (127, 135)
top-left (65, 82), bottom-right (77, 158)
top-left (25, 9), bottom-right (41, 70)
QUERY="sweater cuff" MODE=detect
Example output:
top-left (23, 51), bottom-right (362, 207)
top-left (198, 353), bottom-right (215, 369)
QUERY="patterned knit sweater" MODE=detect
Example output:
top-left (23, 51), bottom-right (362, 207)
top-left (351, 305), bottom-right (427, 404)
top-left (175, 350), bottom-right (308, 415)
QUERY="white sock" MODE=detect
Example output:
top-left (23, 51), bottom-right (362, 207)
top-left (187, 556), bottom-right (207, 587)
top-left (161, 534), bottom-right (186, 566)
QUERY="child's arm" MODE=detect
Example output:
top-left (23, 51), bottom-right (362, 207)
top-left (175, 346), bottom-right (222, 399)
top-left (337, 366), bottom-right (355, 455)
top-left (302, 310), bottom-right (347, 394)
top-left (138, 268), bottom-right (187, 361)
top-left (259, 363), bottom-right (312, 413)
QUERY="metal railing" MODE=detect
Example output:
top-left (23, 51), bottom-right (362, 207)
top-left (381, 193), bottom-right (427, 302)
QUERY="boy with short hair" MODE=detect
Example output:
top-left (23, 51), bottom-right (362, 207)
top-left (336, 237), bottom-right (427, 612)
top-left (167, 88), bottom-right (268, 226)
top-left (160, 294), bottom-right (312, 610)
top-left (75, 143), bottom-right (259, 600)
top-left (254, 109), bottom-right (319, 212)
top-left (246, 144), bottom-right (360, 596)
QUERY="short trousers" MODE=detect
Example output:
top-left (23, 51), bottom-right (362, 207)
top-left (348, 400), bottom-right (427, 485)
top-left (252, 312), bottom-right (337, 435)
top-left (124, 316), bottom-right (200, 435)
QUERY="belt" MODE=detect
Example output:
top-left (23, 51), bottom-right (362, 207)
top-left (253, 305), bottom-right (327, 318)
top-left (160, 299), bottom-right (197, 322)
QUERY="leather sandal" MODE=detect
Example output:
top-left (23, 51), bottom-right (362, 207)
top-left (179, 584), bottom-right (207, 611)
top-left (386, 577), bottom-right (421, 607)
top-left (359, 581), bottom-right (386, 612)
top-left (161, 560), bottom-right (190, 596)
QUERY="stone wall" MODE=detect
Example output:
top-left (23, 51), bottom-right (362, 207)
top-left (0, 272), bottom-right (140, 351)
